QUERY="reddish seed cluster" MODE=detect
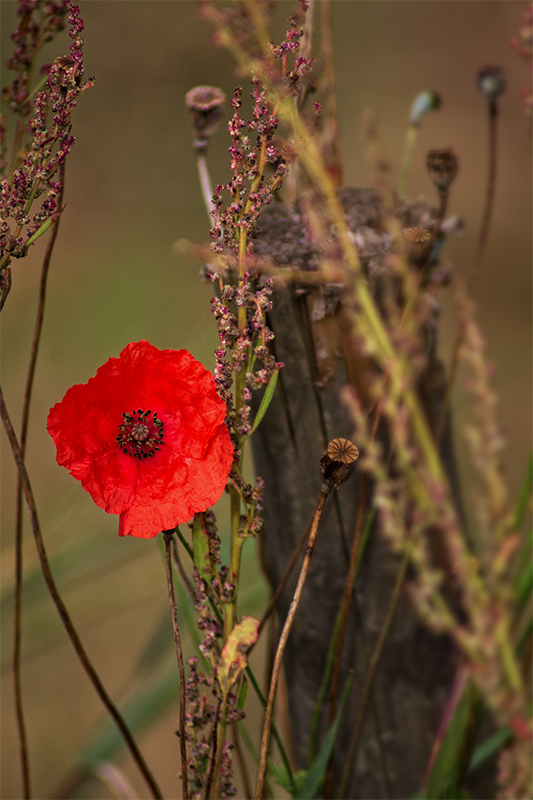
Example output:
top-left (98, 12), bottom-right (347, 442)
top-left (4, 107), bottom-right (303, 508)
top-left (211, 274), bottom-right (280, 443)
top-left (184, 657), bottom-right (239, 798)
top-left (194, 570), bottom-right (223, 658)
top-left (210, 84), bottom-right (285, 255)
top-left (1, 0), bottom-right (67, 115)
top-left (0, 0), bottom-right (94, 268)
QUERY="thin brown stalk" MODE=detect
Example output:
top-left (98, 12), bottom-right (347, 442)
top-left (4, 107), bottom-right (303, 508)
top-left (421, 189), bottom-right (448, 288)
top-left (171, 536), bottom-right (196, 600)
top-left (437, 100), bottom-right (499, 443)
top-left (255, 484), bottom-right (331, 799)
top-left (257, 509), bottom-right (312, 636)
top-left (328, 407), bottom-right (380, 721)
top-left (469, 99), bottom-right (499, 286)
top-left (204, 697), bottom-right (221, 800)
top-left (13, 163), bottom-right (66, 800)
top-left (163, 532), bottom-right (189, 800)
top-left (320, 0), bottom-right (342, 188)
top-left (0, 386), bottom-right (163, 800)
top-left (324, 415), bottom-right (380, 798)
top-left (338, 547), bottom-right (410, 798)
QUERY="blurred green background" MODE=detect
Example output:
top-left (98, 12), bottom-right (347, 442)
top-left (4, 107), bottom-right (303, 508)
top-left (1, 2), bottom-right (531, 798)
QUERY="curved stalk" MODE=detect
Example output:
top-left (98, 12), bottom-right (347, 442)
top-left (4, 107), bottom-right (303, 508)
top-left (255, 484), bottom-right (331, 799)
top-left (163, 531), bottom-right (189, 800)
top-left (0, 386), bottom-right (163, 800)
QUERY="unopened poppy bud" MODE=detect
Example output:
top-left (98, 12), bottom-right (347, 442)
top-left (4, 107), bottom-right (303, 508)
top-left (409, 91), bottom-right (441, 125)
top-left (320, 438), bottom-right (359, 489)
top-left (403, 226), bottom-right (432, 267)
top-left (477, 66), bottom-right (506, 101)
top-left (185, 85), bottom-right (226, 149)
top-left (426, 148), bottom-right (458, 194)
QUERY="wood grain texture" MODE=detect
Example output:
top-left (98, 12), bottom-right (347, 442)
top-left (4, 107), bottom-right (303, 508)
top-left (251, 188), bottom-right (461, 798)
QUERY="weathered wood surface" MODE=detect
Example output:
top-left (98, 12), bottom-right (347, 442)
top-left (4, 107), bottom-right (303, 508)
top-left (251, 188), bottom-right (460, 799)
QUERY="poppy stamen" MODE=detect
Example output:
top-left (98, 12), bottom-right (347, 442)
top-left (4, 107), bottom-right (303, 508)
top-left (116, 409), bottom-right (165, 459)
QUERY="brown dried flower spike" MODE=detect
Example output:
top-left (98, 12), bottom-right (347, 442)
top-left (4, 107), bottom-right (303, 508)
top-left (320, 438), bottom-right (359, 489)
top-left (426, 148), bottom-right (458, 194)
top-left (403, 227), bottom-right (432, 267)
top-left (185, 85), bottom-right (226, 149)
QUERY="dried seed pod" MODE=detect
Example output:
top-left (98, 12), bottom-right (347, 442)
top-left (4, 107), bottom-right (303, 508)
top-left (320, 438), bottom-right (359, 488)
top-left (477, 66), bottom-right (506, 101)
top-left (426, 148), bottom-right (458, 194)
top-left (403, 226), bottom-right (432, 267)
top-left (185, 85), bottom-right (226, 148)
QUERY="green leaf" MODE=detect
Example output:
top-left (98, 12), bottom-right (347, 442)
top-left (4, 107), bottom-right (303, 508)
top-left (192, 513), bottom-right (214, 583)
top-left (294, 674), bottom-right (353, 799)
top-left (26, 214), bottom-right (57, 247)
top-left (513, 530), bottom-right (533, 612)
top-left (246, 368), bottom-right (279, 438)
top-left (513, 451), bottom-right (532, 530)
top-left (469, 728), bottom-right (511, 771)
top-left (268, 763), bottom-right (307, 794)
top-left (425, 680), bottom-right (475, 799)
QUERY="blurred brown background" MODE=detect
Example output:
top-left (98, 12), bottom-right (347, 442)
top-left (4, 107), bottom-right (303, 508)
top-left (1, 2), bottom-right (531, 798)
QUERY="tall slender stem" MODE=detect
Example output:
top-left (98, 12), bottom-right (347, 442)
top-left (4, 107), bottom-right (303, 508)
top-left (195, 148), bottom-right (215, 220)
top-left (0, 386), bottom-right (163, 800)
top-left (163, 531), bottom-right (189, 800)
top-left (437, 97), bottom-right (500, 443)
top-left (255, 484), bottom-right (331, 799)
top-left (13, 164), bottom-right (66, 799)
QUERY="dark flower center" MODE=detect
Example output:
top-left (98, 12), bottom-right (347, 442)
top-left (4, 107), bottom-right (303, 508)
top-left (116, 409), bottom-right (165, 459)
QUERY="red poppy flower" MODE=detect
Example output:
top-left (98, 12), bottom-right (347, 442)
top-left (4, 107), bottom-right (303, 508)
top-left (47, 340), bottom-right (234, 538)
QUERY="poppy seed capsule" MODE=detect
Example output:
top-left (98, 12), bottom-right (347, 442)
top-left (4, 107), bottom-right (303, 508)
top-left (477, 66), bottom-right (506, 101)
top-left (426, 148), bottom-right (458, 194)
top-left (185, 85), bottom-right (226, 149)
top-left (320, 438), bottom-right (359, 489)
top-left (403, 226), bottom-right (432, 267)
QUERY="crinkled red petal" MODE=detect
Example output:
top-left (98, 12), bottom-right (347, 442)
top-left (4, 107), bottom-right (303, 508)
top-left (118, 422), bottom-right (233, 538)
top-left (47, 341), bottom-right (234, 533)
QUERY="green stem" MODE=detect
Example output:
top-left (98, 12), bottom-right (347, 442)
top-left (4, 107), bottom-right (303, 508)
top-left (398, 123), bottom-right (418, 197)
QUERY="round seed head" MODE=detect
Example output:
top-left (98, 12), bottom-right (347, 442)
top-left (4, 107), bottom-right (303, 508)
top-left (185, 85), bottom-right (226, 148)
top-left (477, 66), bottom-right (506, 101)
top-left (426, 148), bottom-right (458, 194)
top-left (403, 227), bottom-right (432, 267)
top-left (320, 438), bottom-right (359, 488)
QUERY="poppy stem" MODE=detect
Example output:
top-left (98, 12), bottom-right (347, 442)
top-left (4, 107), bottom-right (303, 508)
top-left (13, 162), bottom-right (65, 800)
top-left (0, 385), bottom-right (163, 800)
top-left (255, 483), bottom-right (332, 800)
top-left (163, 530), bottom-right (189, 800)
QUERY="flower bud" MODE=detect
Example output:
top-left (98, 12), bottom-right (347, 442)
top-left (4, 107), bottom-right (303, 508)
top-left (403, 227), bottom-right (432, 267)
top-left (185, 85), bottom-right (226, 149)
top-left (320, 438), bottom-right (359, 489)
top-left (477, 66), bottom-right (506, 101)
top-left (426, 148), bottom-right (458, 194)
top-left (409, 91), bottom-right (441, 125)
